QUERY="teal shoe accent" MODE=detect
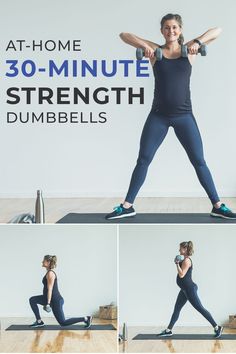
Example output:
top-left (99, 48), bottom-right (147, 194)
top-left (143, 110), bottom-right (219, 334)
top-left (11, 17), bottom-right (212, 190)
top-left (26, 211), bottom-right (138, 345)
top-left (220, 204), bottom-right (230, 212)
top-left (113, 205), bottom-right (123, 214)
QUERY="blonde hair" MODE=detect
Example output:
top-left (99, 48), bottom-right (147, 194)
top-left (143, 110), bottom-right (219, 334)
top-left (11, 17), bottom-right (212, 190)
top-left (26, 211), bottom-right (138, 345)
top-left (44, 255), bottom-right (57, 269)
top-left (180, 241), bottom-right (194, 256)
top-left (161, 13), bottom-right (184, 45)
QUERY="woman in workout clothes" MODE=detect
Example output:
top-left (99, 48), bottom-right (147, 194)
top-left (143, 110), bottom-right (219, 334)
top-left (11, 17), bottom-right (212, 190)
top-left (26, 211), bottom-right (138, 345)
top-left (29, 255), bottom-right (92, 328)
top-left (158, 241), bottom-right (223, 338)
top-left (106, 13), bottom-right (236, 220)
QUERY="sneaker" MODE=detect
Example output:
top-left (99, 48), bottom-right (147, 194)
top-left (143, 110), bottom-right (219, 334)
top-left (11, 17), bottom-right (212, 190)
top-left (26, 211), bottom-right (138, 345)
top-left (105, 204), bottom-right (136, 220)
top-left (29, 320), bottom-right (45, 328)
top-left (157, 329), bottom-right (173, 337)
top-left (84, 316), bottom-right (93, 329)
top-left (211, 204), bottom-right (236, 219)
top-left (214, 325), bottom-right (223, 338)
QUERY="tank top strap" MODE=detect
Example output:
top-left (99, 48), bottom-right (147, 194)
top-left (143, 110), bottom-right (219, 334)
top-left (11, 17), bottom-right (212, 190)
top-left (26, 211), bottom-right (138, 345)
top-left (180, 257), bottom-right (193, 267)
top-left (186, 257), bottom-right (193, 267)
top-left (46, 269), bottom-right (57, 278)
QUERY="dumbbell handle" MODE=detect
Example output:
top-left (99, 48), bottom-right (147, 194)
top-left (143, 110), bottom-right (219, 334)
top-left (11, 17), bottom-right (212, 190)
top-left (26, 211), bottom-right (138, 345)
top-left (187, 47), bottom-right (203, 54)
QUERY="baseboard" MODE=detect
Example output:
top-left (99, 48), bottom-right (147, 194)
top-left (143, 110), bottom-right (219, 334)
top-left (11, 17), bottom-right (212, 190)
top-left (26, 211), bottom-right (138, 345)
top-left (0, 191), bottom-right (235, 198)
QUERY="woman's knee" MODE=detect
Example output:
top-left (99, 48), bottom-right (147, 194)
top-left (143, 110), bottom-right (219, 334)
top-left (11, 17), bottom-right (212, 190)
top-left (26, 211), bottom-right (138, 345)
top-left (191, 156), bottom-right (206, 168)
top-left (29, 296), bottom-right (35, 304)
top-left (57, 319), bottom-right (66, 326)
top-left (137, 154), bottom-right (153, 167)
top-left (53, 310), bottom-right (65, 326)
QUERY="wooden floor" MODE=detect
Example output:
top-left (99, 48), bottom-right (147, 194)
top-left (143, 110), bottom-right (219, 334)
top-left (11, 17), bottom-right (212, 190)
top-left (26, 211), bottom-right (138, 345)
top-left (1, 197), bottom-right (236, 223)
top-left (0, 317), bottom-right (117, 353)
top-left (119, 326), bottom-right (236, 353)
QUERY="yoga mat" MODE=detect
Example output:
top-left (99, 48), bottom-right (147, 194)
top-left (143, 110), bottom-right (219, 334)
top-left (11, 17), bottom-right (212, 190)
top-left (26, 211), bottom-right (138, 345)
top-left (6, 324), bottom-right (116, 331)
top-left (56, 213), bottom-right (236, 224)
top-left (133, 333), bottom-right (236, 340)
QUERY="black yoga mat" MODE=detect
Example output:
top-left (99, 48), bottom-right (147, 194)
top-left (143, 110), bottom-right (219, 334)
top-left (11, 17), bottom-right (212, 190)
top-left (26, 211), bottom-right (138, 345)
top-left (56, 213), bottom-right (236, 224)
top-left (6, 324), bottom-right (116, 331)
top-left (133, 333), bottom-right (236, 340)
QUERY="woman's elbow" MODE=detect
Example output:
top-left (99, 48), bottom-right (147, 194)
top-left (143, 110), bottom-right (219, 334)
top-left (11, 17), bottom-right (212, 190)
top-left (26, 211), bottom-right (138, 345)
top-left (212, 27), bottom-right (223, 37)
top-left (119, 32), bottom-right (132, 42)
top-left (119, 32), bottom-right (129, 41)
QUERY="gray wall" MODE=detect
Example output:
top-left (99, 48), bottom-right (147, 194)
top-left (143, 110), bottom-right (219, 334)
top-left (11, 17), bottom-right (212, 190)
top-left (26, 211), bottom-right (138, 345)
top-left (119, 225), bottom-right (236, 326)
top-left (0, 225), bottom-right (117, 317)
top-left (0, 0), bottom-right (235, 198)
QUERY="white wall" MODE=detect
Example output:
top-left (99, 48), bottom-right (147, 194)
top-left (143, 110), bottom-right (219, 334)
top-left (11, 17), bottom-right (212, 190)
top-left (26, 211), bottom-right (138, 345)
top-left (0, 0), bottom-right (236, 198)
top-left (0, 225), bottom-right (117, 317)
top-left (119, 225), bottom-right (236, 326)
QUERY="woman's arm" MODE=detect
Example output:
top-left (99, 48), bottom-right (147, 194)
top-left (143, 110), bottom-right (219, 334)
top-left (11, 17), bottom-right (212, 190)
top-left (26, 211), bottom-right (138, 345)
top-left (176, 258), bottom-right (191, 278)
top-left (120, 32), bottom-right (160, 49)
top-left (185, 27), bottom-right (222, 63)
top-left (46, 271), bottom-right (56, 304)
top-left (120, 32), bottom-right (160, 63)
top-left (185, 27), bottom-right (222, 47)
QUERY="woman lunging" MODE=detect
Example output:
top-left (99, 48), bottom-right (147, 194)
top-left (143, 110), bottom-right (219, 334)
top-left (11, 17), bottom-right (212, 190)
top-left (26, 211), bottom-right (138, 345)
top-left (29, 255), bottom-right (92, 328)
top-left (158, 241), bottom-right (223, 338)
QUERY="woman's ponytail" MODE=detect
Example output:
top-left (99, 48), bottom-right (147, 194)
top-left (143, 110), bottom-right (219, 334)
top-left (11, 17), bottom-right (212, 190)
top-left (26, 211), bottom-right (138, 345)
top-left (180, 241), bottom-right (194, 256)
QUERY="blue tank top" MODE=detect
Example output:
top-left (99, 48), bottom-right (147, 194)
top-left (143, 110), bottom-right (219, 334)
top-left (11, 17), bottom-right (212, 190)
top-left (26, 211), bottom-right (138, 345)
top-left (151, 55), bottom-right (192, 117)
top-left (177, 258), bottom-right (195, 289)
top-left (43, 270), bottom-right (63, 301)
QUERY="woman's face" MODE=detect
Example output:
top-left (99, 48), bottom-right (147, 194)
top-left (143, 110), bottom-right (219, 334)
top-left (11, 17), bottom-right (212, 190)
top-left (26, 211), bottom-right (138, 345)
top-left (179, 246), bottom-right (187, 256)
top-left (42, 258), bottom-right (50, 268)
top-left (161, 19), bottom-right (182, 43)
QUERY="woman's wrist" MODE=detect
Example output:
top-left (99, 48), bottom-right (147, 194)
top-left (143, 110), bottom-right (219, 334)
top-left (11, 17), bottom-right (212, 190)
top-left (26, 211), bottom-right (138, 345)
top-left (193, 38), bottom-right (202, 47)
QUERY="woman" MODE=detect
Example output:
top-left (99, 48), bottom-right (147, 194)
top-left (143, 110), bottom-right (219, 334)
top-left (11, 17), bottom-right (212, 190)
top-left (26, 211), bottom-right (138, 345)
top-left (158, 241), bottom-right (223, 338)
top-left (29, 255), bottom-right (92, 328)
top-left (106, 13), bottom-right (236, 220)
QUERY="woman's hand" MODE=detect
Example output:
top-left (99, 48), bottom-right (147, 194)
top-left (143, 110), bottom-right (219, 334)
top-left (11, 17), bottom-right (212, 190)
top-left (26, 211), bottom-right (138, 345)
top-left (174, 256), bottom-right (180, 264)
top-left (43, 304), bottom-right (52, 312)
top-left (143, 45), bottom-right (155, 59)
top-left (187, 42), bottom-right (200, 55)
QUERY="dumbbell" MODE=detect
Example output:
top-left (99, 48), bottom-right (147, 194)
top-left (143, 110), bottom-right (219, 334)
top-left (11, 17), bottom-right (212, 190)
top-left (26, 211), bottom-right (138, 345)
top-left (136, 44), bottom-right (207, 61)
top-left (174, 255), bottom-right (185, 263)
top-left (136, 47), bottom-right (163, 61)
top-left (43, 304), bottom-right (52, 313)
top-left (181, 44), bottom-right (207, 57)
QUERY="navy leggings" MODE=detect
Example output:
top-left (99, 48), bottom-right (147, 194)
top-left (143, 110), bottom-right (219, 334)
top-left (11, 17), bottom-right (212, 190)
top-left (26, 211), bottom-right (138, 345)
top-left (125, 111), bottom-right (219, 205)
top-left (168, 285), bottom-right (217, 329)
top-left (29, 295), bottom-right (85, 326)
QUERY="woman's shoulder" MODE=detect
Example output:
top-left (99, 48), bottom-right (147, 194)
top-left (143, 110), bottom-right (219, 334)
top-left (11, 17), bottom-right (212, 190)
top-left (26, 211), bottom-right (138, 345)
top-left (183, 257), bottom-right (192, 266)
top-left (46, 269), bottom-right (57, 278)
